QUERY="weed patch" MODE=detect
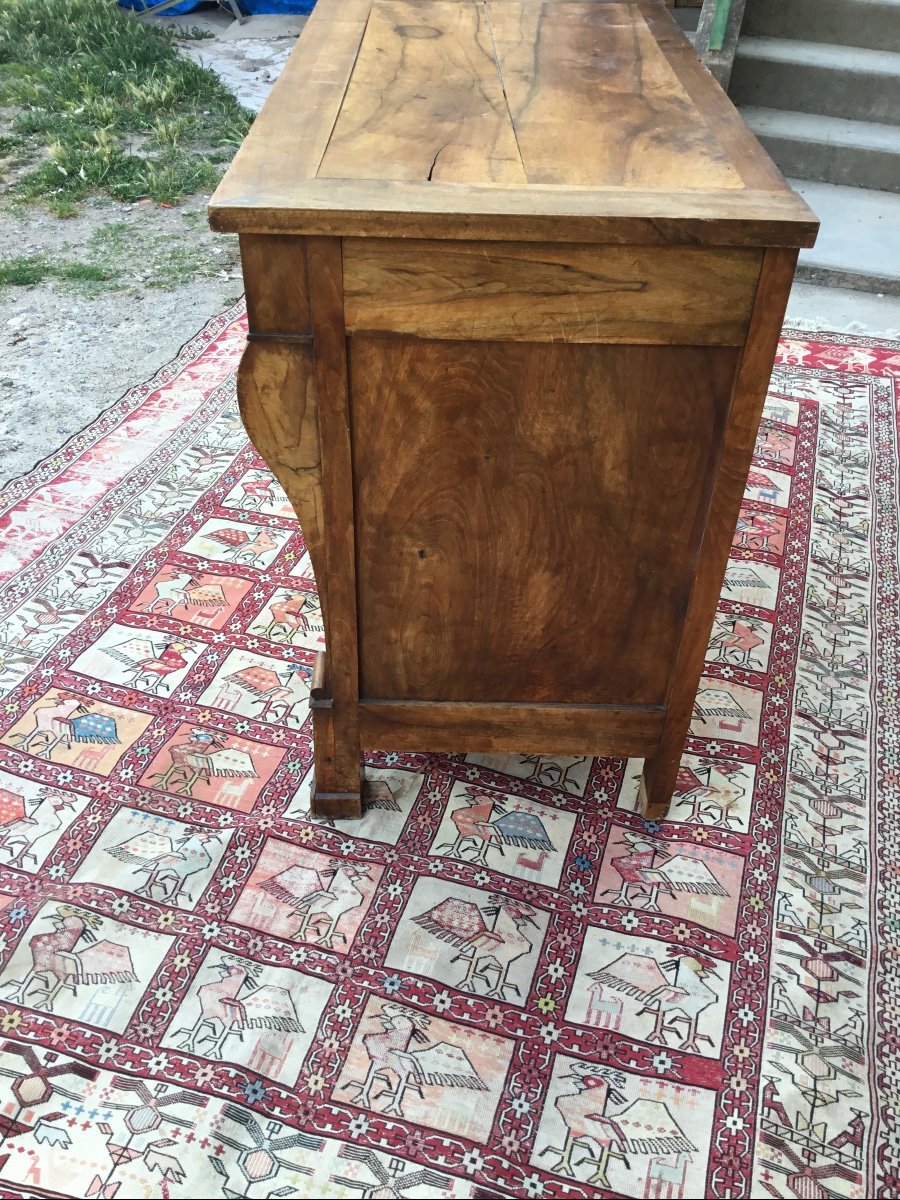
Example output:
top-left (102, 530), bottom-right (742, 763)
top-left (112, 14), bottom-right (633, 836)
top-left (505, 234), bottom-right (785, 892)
top-left (0, 0), bottom-right (251, 211)
top-left (0, 215), bottom-right (240, 295)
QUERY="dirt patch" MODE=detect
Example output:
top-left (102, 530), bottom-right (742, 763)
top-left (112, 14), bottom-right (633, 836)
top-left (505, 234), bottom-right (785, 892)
top-left (178, 36), bottom-right (296, 112)
top-left (0, 194), bottom-right (243, 487)
top-left (0, 17), bottom-right (301, 488)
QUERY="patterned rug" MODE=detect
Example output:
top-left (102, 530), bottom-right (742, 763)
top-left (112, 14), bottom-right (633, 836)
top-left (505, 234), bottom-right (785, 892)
top-left (0, 306), bottom-right (897, 1200)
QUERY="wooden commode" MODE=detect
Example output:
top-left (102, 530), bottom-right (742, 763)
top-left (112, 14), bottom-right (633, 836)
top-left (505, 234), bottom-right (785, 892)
top-left (210, 0), bottom-right (818, 820)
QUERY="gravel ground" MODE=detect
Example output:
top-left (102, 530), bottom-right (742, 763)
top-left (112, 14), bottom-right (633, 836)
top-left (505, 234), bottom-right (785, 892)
top-left (0, 196), bottom-right (243, 486)
top-left (0, 15), bottom-right (302, 488)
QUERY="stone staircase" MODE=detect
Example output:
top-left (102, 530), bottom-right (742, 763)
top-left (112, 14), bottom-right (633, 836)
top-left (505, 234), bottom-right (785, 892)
top-left (728, 0), bottom-right (900, 294)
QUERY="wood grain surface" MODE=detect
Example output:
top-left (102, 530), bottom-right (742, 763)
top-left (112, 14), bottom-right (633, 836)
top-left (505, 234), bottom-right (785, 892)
top-left (639, 0), bottom-right (787, 191)
top-left (486, 0), bottom-right (741, 189)
top-left (212, 183), bottom-right (818, 246)
top-left (224, 0), bottom-right (811, 820)
top-left (351, 337), bottom-right (738, 707)
top-left (359, 699), bottom-right (665, 755)
top-left (213, 0), bottom-right (372, 203)
top-left (640, 247), bottom-right (799, 819)
top-left (209, 0), bottom-right (818, 247)
top-left (317, 0), bottom-right (527, 185)
top-left (240, 234), bottom-right (310, 334)
top-left (236, 341), bottom-right (324, 580)
top-left (343, 240), bottom-right (761, 344)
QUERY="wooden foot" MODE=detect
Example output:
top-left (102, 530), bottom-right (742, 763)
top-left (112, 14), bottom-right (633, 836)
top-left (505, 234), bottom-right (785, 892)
top-left (639, 760), bottom-right (674, 824)
top-left (310, 687), bottom-right (362, 819)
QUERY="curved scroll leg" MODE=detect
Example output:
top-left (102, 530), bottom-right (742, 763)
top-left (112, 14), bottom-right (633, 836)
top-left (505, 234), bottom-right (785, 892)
top-left (236, 339), bottom-right (326, 577)
top-left (237, 339), bottom-right (362, 819)
top-left (237, 237), bottom-right (364, 820)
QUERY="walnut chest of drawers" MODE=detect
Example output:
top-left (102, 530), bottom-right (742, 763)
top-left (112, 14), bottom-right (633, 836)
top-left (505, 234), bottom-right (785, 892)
top-left (210, 0), bottom-right (818, 819)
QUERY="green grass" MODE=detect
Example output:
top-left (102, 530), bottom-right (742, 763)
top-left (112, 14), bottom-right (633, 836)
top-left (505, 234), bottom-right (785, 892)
top-left (0, 254), bottom-right (112, 289)
top-left (0, 219), bottom-right (240, 294)
top-left (0, 257), bottom-right (48, 286)
top-left (0, 0), bottom-right (252, 212)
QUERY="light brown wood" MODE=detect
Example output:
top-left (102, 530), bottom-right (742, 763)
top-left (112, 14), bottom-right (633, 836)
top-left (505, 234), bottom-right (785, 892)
top-left (213, 182), bottom-right (817, 246)
top-left (360, 700), bottom-right (665, 756)
top-left (209, 0), bottom-right (817, 247)
top-left (486, 0), bottom-right (741, 189)
top-left (351, 338), bottom-right (738, 707)
top-left (235, 341), bottom-right (324, 578)
top-left (240, 233), bottom-right (310, 333)
top-left (343, 240), bottom-right (761, 344)
top-left (318, 0), bottom-right (527, 185)
top-left (638, 0), bottom-right (786, 192)
top-left (306, 237), bottom-right (363, 815)
top-left (217, 0), bottom-right (372, 201)
top-left (640, 247), bottom-right (800, 820)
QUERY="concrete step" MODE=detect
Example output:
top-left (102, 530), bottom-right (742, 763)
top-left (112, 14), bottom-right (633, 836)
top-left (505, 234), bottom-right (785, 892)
top-left (743, 0), bottom-right (900, 54)
top-left (791, 179), bottom-right (900, 295)
top-left (730, 37), bottom-right (900, 124)
top-left (741, 106), bottom-right (900, 192)
top-left (787, 281), bottom-right (900, 337)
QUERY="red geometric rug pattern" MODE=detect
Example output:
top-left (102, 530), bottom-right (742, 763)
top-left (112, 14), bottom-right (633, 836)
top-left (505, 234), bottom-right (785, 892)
top-left (0, 306), bottom-right (896, 1198)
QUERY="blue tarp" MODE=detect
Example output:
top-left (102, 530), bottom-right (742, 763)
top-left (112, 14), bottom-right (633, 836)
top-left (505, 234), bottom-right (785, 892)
top-left (119, 2), bottom-right (316, 15)
top-left (120, 1), bottom-right (198, 13)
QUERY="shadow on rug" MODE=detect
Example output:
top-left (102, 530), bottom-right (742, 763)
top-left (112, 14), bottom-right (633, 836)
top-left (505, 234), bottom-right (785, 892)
top-left (0, 305), bottom-right (897, 1198)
